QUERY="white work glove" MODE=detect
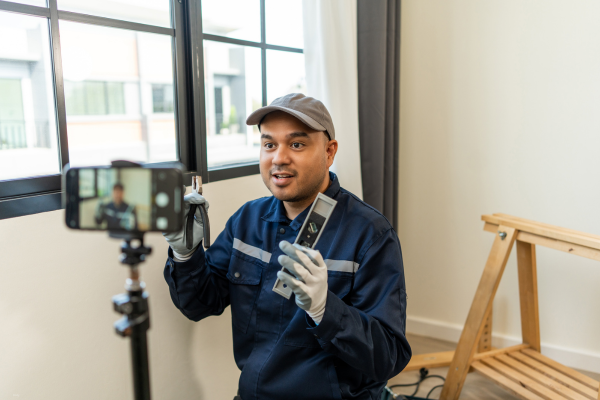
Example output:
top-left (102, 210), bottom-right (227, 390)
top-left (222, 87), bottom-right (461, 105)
top-left (277, 240), bottom-right (328, 324)
top-left (162, 192), bottom-right (208, 261)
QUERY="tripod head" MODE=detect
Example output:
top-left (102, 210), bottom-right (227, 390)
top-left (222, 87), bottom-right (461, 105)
top-left (109, 231), bottom-right (152, 290)
top-left (109, 231), bottom-right (151, 263)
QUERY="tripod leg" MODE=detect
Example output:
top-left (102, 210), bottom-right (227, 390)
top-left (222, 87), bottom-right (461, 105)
top-left (130, 321), bottom-right (151, 400)
top-left (113, 237), bottom-right (153, 400)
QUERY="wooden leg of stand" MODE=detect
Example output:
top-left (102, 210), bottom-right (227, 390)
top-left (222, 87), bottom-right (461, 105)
top-left (440, 226), bottom-right (517, 400)
top-left (477, 307), bottom-right (493, 353)
top-left (516, 240), bottom-right (541, 352)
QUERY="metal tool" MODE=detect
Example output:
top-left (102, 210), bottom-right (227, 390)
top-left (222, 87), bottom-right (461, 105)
top-left (186, 176), bottom-right (210, 249)
top-left (273, 192), bottom-right (337, 299)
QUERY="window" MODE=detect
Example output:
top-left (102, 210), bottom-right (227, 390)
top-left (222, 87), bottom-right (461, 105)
top-left (0, 0), bottom-right (305, 219)
top-left (152, 84), bottom-right (174, 113)
top-left (0, 11), bottom-right (60, 181)
top-left (199, 0), bottom-right (305, 170)
top-left (59, 20), bottom-right (178, 167)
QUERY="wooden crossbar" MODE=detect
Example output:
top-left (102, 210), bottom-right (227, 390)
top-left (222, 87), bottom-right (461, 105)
top-left (397, 344), bottom-right (530, 373)
top-left (393, 214), bottom-right (600, 400)
top-left (483, 214), bottom-right (600, 256)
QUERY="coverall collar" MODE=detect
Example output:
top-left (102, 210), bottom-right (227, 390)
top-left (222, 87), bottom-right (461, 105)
top-left (261, 171), bottom-right (340, 230)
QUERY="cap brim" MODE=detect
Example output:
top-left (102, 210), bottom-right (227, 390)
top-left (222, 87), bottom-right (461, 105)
top-left (246, 106), bottom-right (326, 132)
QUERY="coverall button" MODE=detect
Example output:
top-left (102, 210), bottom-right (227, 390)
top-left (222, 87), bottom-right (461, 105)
top-left (234, 272), bottom-right (240, 278)
top-left (279, 228), bottom-right (285, 234)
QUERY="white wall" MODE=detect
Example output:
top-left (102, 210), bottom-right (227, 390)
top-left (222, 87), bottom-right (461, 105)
top-left (399, 0), bottom-right (600, 372)
top-left (0, 174), bottom-right (270, 399)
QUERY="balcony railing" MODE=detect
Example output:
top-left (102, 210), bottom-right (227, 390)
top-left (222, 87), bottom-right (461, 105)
top-left (0, 121), bottom-right (26, 150)
top-left (0, 120), bottom-right (52, 150)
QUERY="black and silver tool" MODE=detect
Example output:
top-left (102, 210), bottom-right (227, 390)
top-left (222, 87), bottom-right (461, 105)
top-left (186, 176), bottom-right (210, 249)
top-left (273, 192), bottom-right (337, 299)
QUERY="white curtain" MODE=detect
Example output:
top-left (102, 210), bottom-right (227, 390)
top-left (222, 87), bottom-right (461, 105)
top-left (302, 0), bottom-right (363, 199)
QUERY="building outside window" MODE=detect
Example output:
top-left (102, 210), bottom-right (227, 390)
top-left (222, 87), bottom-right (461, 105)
top-left (152, 84), bottom-right (174, 113)
top-left (0, 12), bottom-right (59, 180)
top-left (59, 21), bottom-right (177, 167)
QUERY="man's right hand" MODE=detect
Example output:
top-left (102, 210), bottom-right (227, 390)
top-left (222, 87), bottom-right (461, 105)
top-left (163, 192), bottom-right (209, 261)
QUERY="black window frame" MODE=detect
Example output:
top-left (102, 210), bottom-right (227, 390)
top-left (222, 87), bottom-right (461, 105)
top-left (0, 0), bottom-right (304, 220)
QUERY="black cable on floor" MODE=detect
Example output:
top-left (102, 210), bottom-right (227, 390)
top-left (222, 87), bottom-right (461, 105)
top-left (384, 368), bottom-right (446, 399)
top-left (425, 384), bottom-right (444, 399)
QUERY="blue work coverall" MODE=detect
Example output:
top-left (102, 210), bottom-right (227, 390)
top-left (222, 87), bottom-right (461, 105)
top-left (164, 172), bottom-right (411, 400)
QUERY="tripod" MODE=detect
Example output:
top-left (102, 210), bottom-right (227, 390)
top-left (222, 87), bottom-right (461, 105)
top-left (111, 232), bottom-right (152, 400)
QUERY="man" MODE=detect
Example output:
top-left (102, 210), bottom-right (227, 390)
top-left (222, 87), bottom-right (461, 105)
top-left (163, 93), bottom-right (411, 400)
top-left (94, 183), bottom-right (137, 231)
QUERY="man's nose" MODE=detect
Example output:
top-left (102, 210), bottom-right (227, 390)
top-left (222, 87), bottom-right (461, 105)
top-left (272, 146), bottom-right (291, 165)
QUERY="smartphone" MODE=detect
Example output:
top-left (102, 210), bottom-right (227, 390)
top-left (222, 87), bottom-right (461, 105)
top-left (63, 165), bottom-right (183, 233)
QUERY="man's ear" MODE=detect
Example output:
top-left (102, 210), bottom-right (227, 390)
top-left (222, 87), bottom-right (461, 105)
top-left (325, 139), bottom-right (338, 167)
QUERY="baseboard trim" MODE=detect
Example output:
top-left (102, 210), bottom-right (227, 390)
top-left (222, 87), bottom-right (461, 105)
top-left (407, 315), bottom-right (600, 374)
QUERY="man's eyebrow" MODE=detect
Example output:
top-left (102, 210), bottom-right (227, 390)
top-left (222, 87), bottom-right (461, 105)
top-left (260, 131), bottom-right (310, 140)
top-left (288, 131), bottom-right (309, 139)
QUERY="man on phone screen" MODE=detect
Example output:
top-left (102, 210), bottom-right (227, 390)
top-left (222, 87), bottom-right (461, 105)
top-left (95, 183), bottom-right (137, 231)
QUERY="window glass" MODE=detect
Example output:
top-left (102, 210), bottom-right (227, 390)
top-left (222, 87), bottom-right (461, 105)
top-left (58, 0), bottom-right (171, 28)
top-left (201, 0), bottom-right (261, 43)
top-left (60, 21), bottom-right (177, 166)
top-left (203, 40), bottom-right (262, 168)
top-left (265, 0), bottom-right (304, 49)
top-left (65, 81), bottom-right (126, 115)
top-left (0, 12), bottom-right (60, 181)
top-left (266, 50), bottom-right (306, 104)
top-left (152, 84), bottom-right (174, 113)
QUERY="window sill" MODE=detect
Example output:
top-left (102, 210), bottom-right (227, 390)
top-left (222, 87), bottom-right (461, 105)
top-left (0, 190), bottom-right (62, 220)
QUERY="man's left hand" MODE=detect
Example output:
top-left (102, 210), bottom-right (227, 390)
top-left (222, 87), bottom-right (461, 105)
top-left (277, 241), bottom-right (328, 324)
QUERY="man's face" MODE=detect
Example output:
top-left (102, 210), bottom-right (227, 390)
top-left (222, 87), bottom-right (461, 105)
top-left (112, 188), bottom-right (124, 205)
top-left (259, 111), bottom-right (337, 202)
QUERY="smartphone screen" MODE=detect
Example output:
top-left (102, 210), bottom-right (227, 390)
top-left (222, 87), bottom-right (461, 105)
top-left (64, 167), bottom-right (183, 233)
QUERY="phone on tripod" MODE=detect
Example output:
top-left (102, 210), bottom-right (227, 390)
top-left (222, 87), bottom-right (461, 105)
top-left (63, 164), bottom-right (184, 233)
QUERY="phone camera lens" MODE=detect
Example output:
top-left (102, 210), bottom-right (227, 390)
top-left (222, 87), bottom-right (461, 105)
top-left (157, 217), bottom-right (168, 230)
top-left (155, 192), bottom-right (169, 207)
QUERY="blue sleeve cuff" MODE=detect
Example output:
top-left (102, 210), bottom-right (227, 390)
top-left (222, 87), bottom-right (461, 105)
top-left (167, 244), bottom-right (205, 275)
top-left (306, 290), bottom-right (346, 342)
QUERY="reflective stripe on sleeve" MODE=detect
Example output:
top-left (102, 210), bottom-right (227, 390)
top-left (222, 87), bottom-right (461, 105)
top-left (324, 259), bottom-right (359, 273)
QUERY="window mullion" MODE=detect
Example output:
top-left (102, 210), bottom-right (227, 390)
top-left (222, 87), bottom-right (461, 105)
top-left (172, 0), bottom-right (192, 172)
top-left (48, 0), bottom-right (70, 169)
top-left (260, 0), bottom-right (267, 106)
top-left (190, 0), bottom-right (209, 183)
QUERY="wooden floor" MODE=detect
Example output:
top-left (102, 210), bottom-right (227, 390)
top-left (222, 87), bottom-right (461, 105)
top-left (389, 334), bottom-right (600, 399)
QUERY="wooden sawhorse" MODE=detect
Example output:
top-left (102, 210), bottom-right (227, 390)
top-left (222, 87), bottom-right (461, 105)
top-left (390, 213), bottom-right (600, 399)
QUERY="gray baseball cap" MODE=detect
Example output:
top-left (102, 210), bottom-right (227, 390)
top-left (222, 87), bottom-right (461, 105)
top-left (246, 93), bottom-right (335, 140)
